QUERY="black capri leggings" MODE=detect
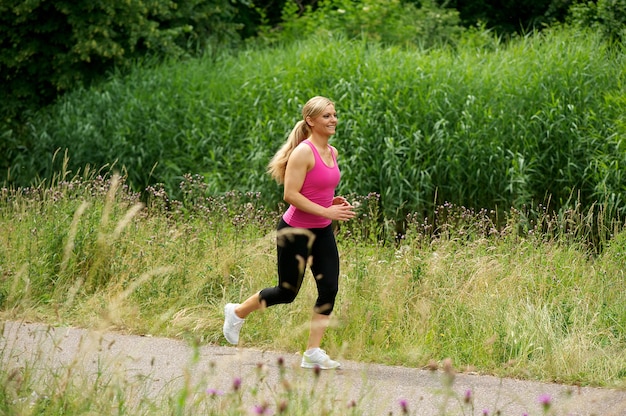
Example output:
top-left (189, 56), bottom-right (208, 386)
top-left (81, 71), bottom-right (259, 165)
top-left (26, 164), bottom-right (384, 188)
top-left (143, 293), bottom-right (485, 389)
top-left (259, 218), bottom-right (340, 315)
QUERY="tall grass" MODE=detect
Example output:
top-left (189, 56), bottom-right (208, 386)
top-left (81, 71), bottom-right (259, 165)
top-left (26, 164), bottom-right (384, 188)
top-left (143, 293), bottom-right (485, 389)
top-left (1, 172), bottom-right (624, 389)
top-left (7, 26), bottom-right (625, 224)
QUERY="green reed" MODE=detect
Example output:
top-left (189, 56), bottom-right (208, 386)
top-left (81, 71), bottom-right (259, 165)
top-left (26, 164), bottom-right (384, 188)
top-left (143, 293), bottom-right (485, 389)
top-left (8, 26), bottom-right (625, 226)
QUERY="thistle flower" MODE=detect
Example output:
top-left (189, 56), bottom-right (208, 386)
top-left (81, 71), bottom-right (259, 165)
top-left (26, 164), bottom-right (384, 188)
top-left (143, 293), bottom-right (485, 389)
top-left (252, 402), bottom-right (271, 415)
top-left (399, 398), bottom-right (409, 414)
top-left (464, 389), bottom-right (472, 405)
top-left (206, 388), bottom-right (224, 396)
top-left (538, 393), bottom-right (552, 411)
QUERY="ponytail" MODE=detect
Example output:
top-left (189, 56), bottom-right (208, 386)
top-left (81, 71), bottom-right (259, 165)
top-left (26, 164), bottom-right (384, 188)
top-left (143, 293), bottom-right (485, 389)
top-left (267, 120), bottom-right (310, 184)
top-left (267, 96), bottom-right (334, 184)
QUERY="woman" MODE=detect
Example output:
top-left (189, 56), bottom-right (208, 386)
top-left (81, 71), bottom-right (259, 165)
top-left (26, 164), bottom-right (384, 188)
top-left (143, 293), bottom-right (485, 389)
top-left (223, 96), bottom-right (355, 369)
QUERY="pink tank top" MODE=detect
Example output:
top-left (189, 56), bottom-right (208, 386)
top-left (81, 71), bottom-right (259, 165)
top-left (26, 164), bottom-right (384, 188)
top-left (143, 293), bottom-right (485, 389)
top-left (282, 139), bottom-right (340, 228)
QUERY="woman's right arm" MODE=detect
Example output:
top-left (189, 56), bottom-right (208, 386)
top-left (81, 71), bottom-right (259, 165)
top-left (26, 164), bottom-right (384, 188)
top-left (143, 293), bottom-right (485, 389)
top-left (283, 145), bottom-right (354, 221)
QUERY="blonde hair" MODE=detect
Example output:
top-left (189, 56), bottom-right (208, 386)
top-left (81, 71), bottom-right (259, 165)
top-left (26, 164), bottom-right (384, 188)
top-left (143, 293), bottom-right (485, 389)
top-left (267, 96), bottom-right (334, 184)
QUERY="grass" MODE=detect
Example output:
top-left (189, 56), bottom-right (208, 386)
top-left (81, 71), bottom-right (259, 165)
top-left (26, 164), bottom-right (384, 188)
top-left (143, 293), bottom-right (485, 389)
top-left (1, 169), bottom-right (625, 414)
top-left (1, 170), bottom-right (624, 392)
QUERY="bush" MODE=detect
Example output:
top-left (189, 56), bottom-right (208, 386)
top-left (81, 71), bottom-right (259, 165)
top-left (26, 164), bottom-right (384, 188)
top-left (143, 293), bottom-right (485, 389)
top-left (568, 0), bottom-right (626, 43)
top-left (256, 0), bottom-right (463, 48)
top-left (0, 0), bottom-right (246, 125)
top-left (443, 0), bottom-right (571, 34)
top-left (0, 0), bottom-right (251, 186)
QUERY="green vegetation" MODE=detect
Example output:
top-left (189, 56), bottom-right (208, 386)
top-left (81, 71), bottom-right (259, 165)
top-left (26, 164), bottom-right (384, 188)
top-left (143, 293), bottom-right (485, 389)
top-left (569, 0), bottom-right (626, 43)
top-left (7, 27), bottom-right (625, 226)
top-left (0, 0), bottom-right (245, 121)
top-left (1, 171), bottom-right (624, 392)
top-left (2, 1), bottom-right (626, 412)
top-left (259, 0), bottom-right (463, 47)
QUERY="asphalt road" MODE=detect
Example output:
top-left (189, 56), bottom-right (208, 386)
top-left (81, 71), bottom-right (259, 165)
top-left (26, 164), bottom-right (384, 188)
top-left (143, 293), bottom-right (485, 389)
top-left (2, 321), bottom-right (625, 415)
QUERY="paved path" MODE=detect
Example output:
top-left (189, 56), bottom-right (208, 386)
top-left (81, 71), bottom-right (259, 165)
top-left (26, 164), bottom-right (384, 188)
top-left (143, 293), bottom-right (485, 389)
top-left (2, 321), bottom-right (625, 415)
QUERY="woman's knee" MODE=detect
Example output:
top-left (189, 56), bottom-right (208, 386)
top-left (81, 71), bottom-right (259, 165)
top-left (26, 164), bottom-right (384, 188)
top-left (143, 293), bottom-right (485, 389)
top-left (280, 291), bottom-right (298, 304)
top-left (259, 286), bottom-right (298, 306)
top-left (314, 285), bottom-right (338, 315)
top-left (314, 301), bottom-right (335, 315)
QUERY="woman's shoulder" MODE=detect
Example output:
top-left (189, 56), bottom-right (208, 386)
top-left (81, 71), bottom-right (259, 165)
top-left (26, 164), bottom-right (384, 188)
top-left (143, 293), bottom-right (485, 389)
top-left (294, 140), bottom-right (314, 154)
top-left (290, 141), bottom-right (315, 164)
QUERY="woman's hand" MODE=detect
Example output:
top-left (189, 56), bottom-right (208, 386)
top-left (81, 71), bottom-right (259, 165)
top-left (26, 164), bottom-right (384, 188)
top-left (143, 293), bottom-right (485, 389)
top-left (332, 196), bottom-right (348, 206)
top-left (327, 196), bottom-right (355, 221)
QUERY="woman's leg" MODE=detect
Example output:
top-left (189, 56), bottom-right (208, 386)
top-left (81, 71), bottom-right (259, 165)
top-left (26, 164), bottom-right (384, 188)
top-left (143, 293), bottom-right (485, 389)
top-left (234, 291), bottom-right (262, 319)
top-left (307, 313), bottom-right (331, 350)
top-left (259, 220), bottom-right (313, 307)
top-left (306, 225), bottom-right (340, 350)
top-left (301, 225), bottom-right (341, 369)
top-left (224, 219), bottom-right (311, 344)
top-left (230, 219), bottom-right (313, 319)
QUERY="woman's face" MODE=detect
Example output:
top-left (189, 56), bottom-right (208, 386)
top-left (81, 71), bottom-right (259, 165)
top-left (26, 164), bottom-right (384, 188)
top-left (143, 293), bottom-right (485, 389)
top-left (307, 104), bottom-right (337, 137)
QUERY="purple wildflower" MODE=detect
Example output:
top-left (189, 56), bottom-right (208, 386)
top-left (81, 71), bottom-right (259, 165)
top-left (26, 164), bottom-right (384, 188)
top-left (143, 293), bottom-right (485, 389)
top-left (206, 388), bottom-right (224, 396)
top-left (399, 399), bottom-right (409, 414)
top-left (464, 389), bottom-right (473, 404)
top-left (232, 377), bottom-right (242, 392)
top-left (253, 402), bottom-right (271, 415)
top-left (538, 393), bottom-right (552, 411)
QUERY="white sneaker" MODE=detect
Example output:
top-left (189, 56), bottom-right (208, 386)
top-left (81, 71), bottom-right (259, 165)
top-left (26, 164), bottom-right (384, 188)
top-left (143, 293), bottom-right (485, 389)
top-left (223, 303), bottom-right (244, 345)
top-left (301, 349), bottom-right (341, 369)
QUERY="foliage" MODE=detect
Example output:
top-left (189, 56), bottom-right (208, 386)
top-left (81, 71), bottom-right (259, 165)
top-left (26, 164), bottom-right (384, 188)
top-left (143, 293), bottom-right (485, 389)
top-left (568, 0), bottom-right (626, 43)
top-left (6, 27), bottom-right (625, 227)
top-left (256, 0), bottom-right (464, 48)
top-left (2, 0), bottom-right (622, 205)
top-left (250, 0), bottom-right (574, 38)
top-left (441, 0), bottom-right (573, 34)
top-left (0, 0), bottom-right (247, 126)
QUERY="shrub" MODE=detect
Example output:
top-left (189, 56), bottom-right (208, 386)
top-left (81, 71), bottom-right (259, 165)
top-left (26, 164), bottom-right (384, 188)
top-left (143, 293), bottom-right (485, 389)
top-left (568, 0), bottom-right (626, 43)
top-left (257, 0), bottom-right (463, 48)
top-left (0, 0), bottom-right (247, 124)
